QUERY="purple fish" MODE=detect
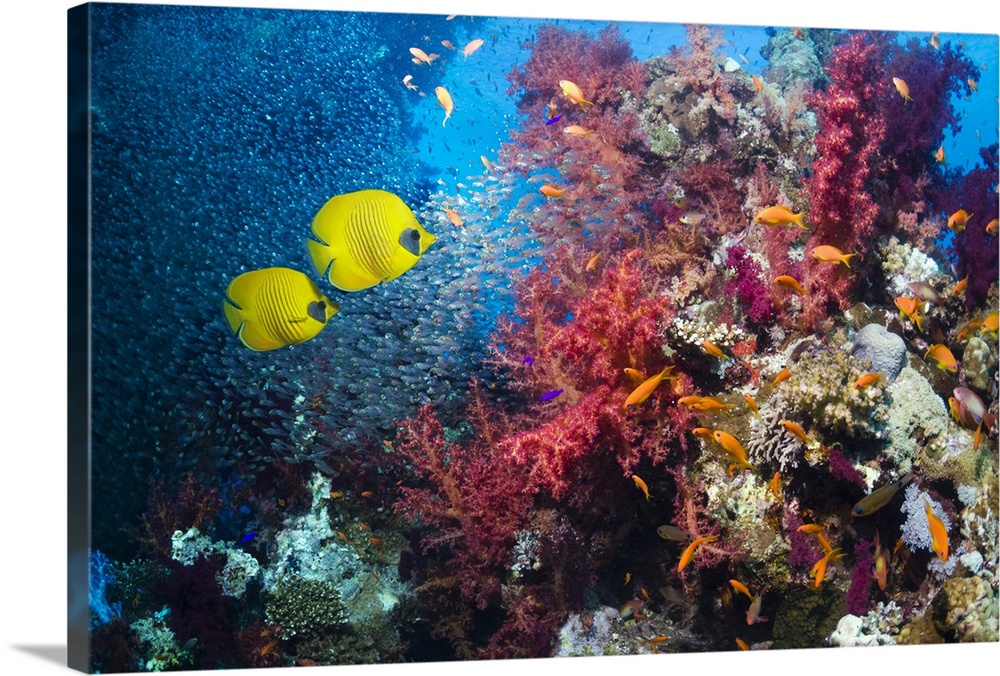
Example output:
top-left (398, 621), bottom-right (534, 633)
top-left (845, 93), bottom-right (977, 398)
top-left (545, 114), bottom-right (562, 126)
top-left (522, 356), bottom-right (534, 366)
top-left (540, 389), bottom-right (563, 401)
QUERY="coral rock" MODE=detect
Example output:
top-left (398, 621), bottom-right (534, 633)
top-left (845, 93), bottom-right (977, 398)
top-left (850, 323), bottom-right (906, 382)
top-left (931, 576), bottom-right (999, 642)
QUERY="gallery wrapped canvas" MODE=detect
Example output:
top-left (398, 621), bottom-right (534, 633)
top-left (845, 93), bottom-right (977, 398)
top-left (68, 1), bottom-right (999, 672)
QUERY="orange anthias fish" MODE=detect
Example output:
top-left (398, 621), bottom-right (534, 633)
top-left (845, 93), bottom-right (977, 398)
top-left (780, 420), bottom-right (812, 444)
top-left (443, 206), bottom-right (463, 227)
top-left (623, 367), bottom-right (646, 384)
top-left (894, 296), bottom-right (928, 333)
top-left (797, 523), bottom-right (826, 535)
top-left (986, 218), bottom-right (999, 235)
top-left (854, 372), bottom-right (883, 389)
top-left (956, 316), bottom-right (981, 342)
top-left (712, 430), bottom-right (756, 473)
top-left (402, 74), bottom-right (418, 91)
top-left (744, 393), bottom-right (759, 416)
top-left (752, 74), bottom-right (763, 92)
top-left (701, 340), bottom-right (727, 360)
top-left (540, 184), bottom-right (566, 198)
top-left (872, 532), bottom-right (888, 591)
top-left (924, 344), bottom-right (958, 372)
top-left (677, 535), bottom-right (719, 573)
top-left (632, 474), bottom-right (652, 501)
top-left (435, 86), bottom-right (454, 126)
top-left (951, 276), bottom-right (969, 296)
top-left (930, 32), bottom-right (940, 50)
top-left (767, 471), bottom-right (782, 501)
top-left (691, 426), bottom-right (714, 441)
top-left (586, 252), bottom-right (601, 271)
top-left (948, 209), bottom-right (972, 232)
top-left (968, 78), bottom-right (978, 93)
top-left (754, 205), bottom-right (807, 230)
top-left (624, 367), bottom-right (676, 408)
top-left (935, 146), bottom-right (946, 163)
top-left (746, 588), bottom-right (767, 625)
top-left (981, 311), bottom-right (999, 336)
top-left (810, 245), bottom-right (857, 267)
top-left (772, 368), bottom-right (791, 387)
top-left (461, 38), bottom-right (484, 59)
top-left (892, 77), bottom-right (912, 103)
top-left (480, 155), bottom-right (493, 174)
top-left (689, 397), bottom-right (734, 413)
top-left (774, 275), bottom-right (807, 295)
top-left (729, 579), bottom-right (752, 599)
top-left (440, 40), bottom-right (457, 50)
top-left (736, 638), bottom-right (750, 650)
top-left (924, 498), bottom-right (949, 562)
top-left (559, 79), bottom-right (594, 107)
top-left (810, 547), bottom-right (841, 589)
top-left (563, 125), bottom-right (592, 137)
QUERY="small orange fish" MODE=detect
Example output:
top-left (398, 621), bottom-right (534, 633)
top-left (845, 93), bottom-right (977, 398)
top-left (639, 635), bottom-right (668, 646)
top-left (586, 252), bottom-right (601, 271)
top-left (623, 367), bottom-right (645, 384)
top-left (624, 572), bottom-right (632, 585)
top-left (752, 74), bottom-right (763, 92)
top-left (981, 311), bottom-right (999, 336)
top-left (712, 430), bottom-right (756, 473)
top-left (440, 40), bottom-right (456, 50)
top-left (729, 579), bottom-right (752, 599)
top-left (956, 316), bottom-right (981, 342)
top-left (369, 536), bottom-right (384, 548)
top-left (361, 490), bottom-right (375, 498)
top-left (767, 471), bottom-right (782, 501)
top-left (935, 146), bottom-right (946, 163)
top-left (563, 125), bottom-right (592, 137)
top-left (810, 245), bottom-right (857, 267)
top-left (435, 86), bottom-right (454, 127)
top-left (260, 640), bottom-right (280, 657)
top-left (780, 420), bottom-right (812, 444)
top-left (810, 547), bottom-right (840, 589)
top-left (461, 38), bottom-right (484, 59)
top-left (691, 426), bottom-right (714, 440)
top-left (924, 344), bottom-right (958, 372)
top-left (754, 205), bottom-right (806, 230)
top-left (771, 368), bottom-right (791, 387)
top-left (540, 184), bottom-right (566, 198)
top-left (797, 523), bottom-right (826, 535)
top-left (986, 218), bottom-right (999, 235)
top-left (948, 209), bottom-right (972, 232)
top-left (480, 155), bottom-right (493, 174)
top-left (951, 277), bottom-right (968, 296)
top-left (968, 78), bottom-right (978, 93)
top-left (677, 535), bottom-right (718, 572)
top-left (924, 498), bottom-right (949, 561)
top-left (854, 372), bottom-right (883, 389)
top-left (402, 74), bottom-right (418, 91)
top-left (337, 530), bottom-right (350, 543)
top-left (632, 474), bottom-right (652, 501)
top-left (743, 393), bottom-right (759, 416)
top-left (774, 275), bottom-right (807, 295)
top-left (894, 296), bottom-right (927, 333)
top-left (559, 79), bottom-right (593, 107)
top-left (689, 397), bottom-right (734, 413)
top-left (930, 32), bottom-right (940, 50)
top-left (623, 366), bottom-right (676, 408)
top-left (701, 340), bottom-right (727, 360)
top-left (736, 638), bottom-right (750, 651)
top-left (443, 206), bottom-right (463, 227)
top-left (358, 521), bottom-right (372, 531)
top-left (329, 491), bottom-right (344, 499)
top-left (892, 77), bottom-right (912, 103)
top-left (792, 27), bottom-right (806, 40)
top-left (872, 532), bottom-right (888, 591)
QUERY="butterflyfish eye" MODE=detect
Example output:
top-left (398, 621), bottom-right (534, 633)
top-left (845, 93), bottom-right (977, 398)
top-left (308, 300), bottom-right (328, 323)
top-left (399, 227), bottom-right (421, 256)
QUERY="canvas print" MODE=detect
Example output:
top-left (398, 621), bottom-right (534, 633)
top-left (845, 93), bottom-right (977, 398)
top-left (68, 2), bottom-right (999, 672)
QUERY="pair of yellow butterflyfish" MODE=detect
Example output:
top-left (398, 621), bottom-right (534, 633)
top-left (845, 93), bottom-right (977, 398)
top-left (222, 189), bottom-right (436, 351)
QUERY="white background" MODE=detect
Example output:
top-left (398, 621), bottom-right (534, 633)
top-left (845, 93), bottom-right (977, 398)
top-left (1, 1), bottom-right (997, 675)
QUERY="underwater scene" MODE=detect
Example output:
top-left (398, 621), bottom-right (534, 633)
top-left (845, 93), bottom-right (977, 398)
top-left (78, 1), bottom-right (1000, 671)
